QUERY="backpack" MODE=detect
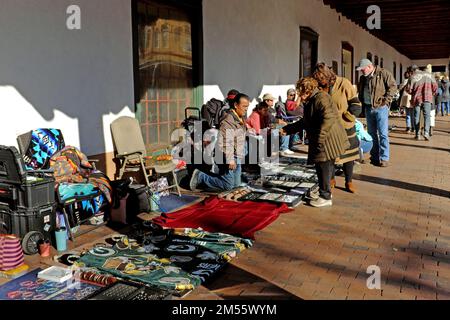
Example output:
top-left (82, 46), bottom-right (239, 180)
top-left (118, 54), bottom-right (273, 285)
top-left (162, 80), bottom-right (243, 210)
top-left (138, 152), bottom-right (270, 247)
top-left (275, 100), bottom-right (287, 119)
top-left (201, 98), bottom-right (230, 129)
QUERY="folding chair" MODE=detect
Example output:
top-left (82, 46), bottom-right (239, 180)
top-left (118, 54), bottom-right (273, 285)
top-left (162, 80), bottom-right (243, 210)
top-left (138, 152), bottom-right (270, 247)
top-left (110, 116), bottom-right (181, 196)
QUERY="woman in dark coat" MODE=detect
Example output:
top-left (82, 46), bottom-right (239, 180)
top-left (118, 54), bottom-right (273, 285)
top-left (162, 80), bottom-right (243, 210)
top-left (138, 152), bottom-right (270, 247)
top-left (281, 78), bottom-right (349, 207)
top-left (312, 63), bottom-right (362, 193)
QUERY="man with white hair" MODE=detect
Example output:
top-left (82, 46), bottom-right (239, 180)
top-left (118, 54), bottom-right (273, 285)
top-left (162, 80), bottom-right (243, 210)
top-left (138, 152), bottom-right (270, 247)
top-left (407, 64), bottom-right (438, 141)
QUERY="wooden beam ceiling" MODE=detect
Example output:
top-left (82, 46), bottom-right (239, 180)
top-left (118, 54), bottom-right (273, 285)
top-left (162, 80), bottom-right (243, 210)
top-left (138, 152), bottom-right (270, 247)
top-left (323, 0), bottom-right (450, 60)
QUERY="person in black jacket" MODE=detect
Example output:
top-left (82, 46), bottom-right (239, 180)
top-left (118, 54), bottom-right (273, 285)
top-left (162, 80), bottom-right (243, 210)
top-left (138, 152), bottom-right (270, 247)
top-left (281, 78), bottom-right (349, 208)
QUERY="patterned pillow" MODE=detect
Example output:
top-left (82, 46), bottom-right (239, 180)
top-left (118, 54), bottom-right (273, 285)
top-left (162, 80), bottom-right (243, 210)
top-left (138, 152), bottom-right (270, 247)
top-left (21, 129), bottom-right (65, 170)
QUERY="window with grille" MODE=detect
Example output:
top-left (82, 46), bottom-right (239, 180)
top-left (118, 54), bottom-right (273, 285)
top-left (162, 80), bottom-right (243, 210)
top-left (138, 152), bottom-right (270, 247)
top-left (134, 0), bottom-right (199, 147)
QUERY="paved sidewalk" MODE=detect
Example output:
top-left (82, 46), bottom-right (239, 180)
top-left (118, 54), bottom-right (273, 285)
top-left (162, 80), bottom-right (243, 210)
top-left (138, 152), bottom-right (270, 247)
top-left (216, 116), bottom-right (450, 300)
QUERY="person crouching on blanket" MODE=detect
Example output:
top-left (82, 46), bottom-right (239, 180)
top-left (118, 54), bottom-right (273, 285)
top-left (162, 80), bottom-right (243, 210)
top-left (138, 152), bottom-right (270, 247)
top-left (280, 78), bottom-right (349, 208)
top-left (189, 93), bottom-right (249, 192)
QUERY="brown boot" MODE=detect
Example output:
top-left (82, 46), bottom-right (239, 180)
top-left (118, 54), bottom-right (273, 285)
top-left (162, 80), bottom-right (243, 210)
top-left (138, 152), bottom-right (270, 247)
top-left (345, 182), bottom-right (356, 193)
top-left (330, 178), bottom-right (336, 189)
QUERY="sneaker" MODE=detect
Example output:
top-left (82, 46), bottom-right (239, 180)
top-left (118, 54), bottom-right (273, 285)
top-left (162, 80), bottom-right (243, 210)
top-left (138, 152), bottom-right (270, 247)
top-left (309, 197), bottom-right (332, 208)
top-left (424, 134), bottom-right (430, 141)
top-left (280, 149), bottom-right (295, 155)
top-left (415, 135), bottom-right (422, 141)
top-left (405, 127), bottom-right (410, 132)
top-left (307, 189), bottom-right (320, 200)
top-left (189, 169), bottom-right (201, 191)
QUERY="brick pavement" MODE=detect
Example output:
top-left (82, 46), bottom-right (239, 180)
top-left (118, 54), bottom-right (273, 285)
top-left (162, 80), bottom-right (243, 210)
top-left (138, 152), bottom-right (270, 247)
top-left (225, 116), bottom-right (450, 300)
top-left (4, 116), bottom-right (450, 300)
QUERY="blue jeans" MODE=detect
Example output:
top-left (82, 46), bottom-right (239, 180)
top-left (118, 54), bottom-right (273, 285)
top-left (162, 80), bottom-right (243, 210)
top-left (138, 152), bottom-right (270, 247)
top-left (439, 102), bottom-right (449, 116)
top-left (197, 159), bottom-right (241, 192)
top-left (272, 129), bottom-right (290, 151)
top-left (365, 105), bottom-right (390, 162)
top-left (414, 102), bottom-right (431, 136)
top-left (360, 139), bottom-right (373, 154)
top-left (405, 108), bottom-right (414, 128)
top-left (281, 135), bottom-right (290, 151)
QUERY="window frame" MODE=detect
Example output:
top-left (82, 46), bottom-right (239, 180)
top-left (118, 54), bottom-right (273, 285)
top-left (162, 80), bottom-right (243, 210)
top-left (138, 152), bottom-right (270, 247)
top-left (299, 26), bottom-right (319, 78)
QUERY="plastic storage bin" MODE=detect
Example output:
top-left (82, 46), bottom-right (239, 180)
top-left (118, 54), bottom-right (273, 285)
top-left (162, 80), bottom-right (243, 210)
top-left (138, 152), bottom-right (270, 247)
top-left (0, 145), bottom-right (55, 209)
top-left (0, 204), bottom-right (56, 255)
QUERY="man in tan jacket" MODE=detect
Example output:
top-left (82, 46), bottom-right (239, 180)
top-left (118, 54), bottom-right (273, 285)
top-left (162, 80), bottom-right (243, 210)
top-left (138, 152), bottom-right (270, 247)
top-left (357, 58), bottom-right (397, 167)
top-left (190, 93), bottom-right (249, 191)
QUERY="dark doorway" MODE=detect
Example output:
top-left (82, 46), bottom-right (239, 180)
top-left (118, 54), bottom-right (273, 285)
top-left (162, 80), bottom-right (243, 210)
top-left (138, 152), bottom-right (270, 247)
top-left (299, 27), bottom-right (319, 78)
top-left (341, 42), bottom-right (354, 83)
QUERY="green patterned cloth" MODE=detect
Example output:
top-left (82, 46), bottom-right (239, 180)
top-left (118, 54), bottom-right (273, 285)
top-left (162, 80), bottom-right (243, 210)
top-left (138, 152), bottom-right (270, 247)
top-left (78, 225), bottom-right (252, 291)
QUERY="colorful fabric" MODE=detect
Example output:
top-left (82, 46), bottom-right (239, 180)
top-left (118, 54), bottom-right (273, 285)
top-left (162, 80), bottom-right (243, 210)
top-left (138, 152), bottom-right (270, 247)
top-left (21, 129), bottom-right (65, 170)
top-left (49, 146), bottom-right (93, 184)
top-left (153, 196), bottom-right (291, 239)
top-left (0, 235), bottom-right (25, 271)
top-left (50, 146), bottom-right (112, 207)
top-left (57, 183), bottom-right (99, 202)
top-left (78, 226), bottom-right (252, 290)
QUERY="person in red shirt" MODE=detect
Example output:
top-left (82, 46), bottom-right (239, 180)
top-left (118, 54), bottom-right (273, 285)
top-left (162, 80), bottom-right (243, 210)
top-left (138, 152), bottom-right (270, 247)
top-left (246, 102), bottom-right (270, 135)
top-left (286, 88), bottom-right (303, 117)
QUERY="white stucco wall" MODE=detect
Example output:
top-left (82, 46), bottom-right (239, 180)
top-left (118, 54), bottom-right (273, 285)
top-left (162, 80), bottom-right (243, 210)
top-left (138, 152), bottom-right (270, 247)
top-left (202, 0), bottom-right (412, 114)
top-left (0, 0), bottom-right (135, 156)
top-left (0, 0), bottom-right (421, 157)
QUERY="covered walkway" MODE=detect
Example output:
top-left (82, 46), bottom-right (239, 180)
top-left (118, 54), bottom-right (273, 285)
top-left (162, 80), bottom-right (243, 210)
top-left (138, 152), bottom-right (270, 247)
top-left (9, 116), bottom-right (450, 300)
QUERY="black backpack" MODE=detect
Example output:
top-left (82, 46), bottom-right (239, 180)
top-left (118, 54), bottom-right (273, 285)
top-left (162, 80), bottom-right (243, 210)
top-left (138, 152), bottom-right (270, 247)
top-left (275, 100), bottom-right (287, 119)
top-left (201, 98), bottom-right (230, 129)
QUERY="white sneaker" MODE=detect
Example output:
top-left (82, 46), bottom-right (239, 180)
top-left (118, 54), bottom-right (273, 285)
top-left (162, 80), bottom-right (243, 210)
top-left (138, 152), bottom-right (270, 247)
top-left (189, 169), bottom-right (201, 191)
top-left (307, 189), bottom-right (320, 200)
top-left (280, 149), bottom-right (295, 156)
top-left (307, 190), bottom-right (332, 201)
top-left (309, 197), bottom-right (332, 208)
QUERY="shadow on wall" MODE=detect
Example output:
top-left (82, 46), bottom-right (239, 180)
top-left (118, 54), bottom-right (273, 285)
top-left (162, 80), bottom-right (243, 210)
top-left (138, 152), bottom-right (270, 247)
top-left (0, 84), bottom-right (134, 160)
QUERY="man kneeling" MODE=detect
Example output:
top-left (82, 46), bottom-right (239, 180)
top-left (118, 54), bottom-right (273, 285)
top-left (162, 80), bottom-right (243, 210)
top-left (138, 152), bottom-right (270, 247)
top-left (189, 93), bottom-right (249, 192)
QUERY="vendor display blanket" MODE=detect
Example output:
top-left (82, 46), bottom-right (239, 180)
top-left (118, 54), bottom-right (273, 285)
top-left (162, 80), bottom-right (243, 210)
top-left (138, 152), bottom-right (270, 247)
top-left (0, 268), bottom-right (100, 300)
top-left (77, 224), bottom-right (252, 291)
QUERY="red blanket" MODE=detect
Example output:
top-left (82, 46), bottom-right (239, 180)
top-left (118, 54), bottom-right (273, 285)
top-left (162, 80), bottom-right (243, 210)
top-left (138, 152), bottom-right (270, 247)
top-left (152, 196), bottom-right (292, 239)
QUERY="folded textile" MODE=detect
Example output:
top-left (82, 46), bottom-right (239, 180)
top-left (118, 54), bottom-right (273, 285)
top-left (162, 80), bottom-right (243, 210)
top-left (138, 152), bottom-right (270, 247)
top-left (153, 196), bottom-right (291, 239)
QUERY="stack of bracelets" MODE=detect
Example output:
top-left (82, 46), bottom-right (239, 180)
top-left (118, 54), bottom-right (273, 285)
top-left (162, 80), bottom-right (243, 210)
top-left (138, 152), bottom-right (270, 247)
top-left (79, 271), bottom-right (117, 286)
